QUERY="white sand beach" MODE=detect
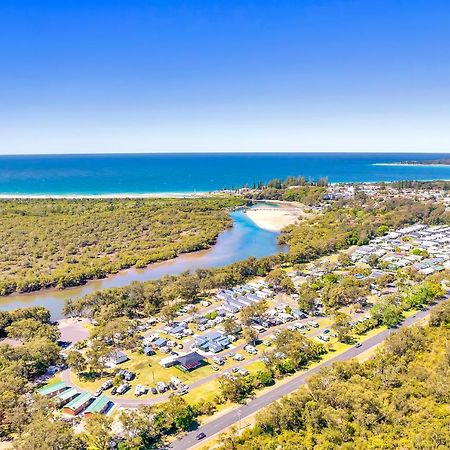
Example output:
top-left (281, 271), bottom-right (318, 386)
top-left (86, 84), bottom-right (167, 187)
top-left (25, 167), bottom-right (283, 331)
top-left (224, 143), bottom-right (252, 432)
top-left (245, 202), bottom-right (311, 232)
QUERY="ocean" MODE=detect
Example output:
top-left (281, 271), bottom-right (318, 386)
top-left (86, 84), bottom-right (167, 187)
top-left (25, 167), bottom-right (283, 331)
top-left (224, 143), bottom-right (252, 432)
top-left (0, 152), bottom-right (449, 195)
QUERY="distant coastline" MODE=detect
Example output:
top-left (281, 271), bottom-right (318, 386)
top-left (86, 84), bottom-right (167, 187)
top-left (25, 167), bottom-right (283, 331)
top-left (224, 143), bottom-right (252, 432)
top-left (374, 158), bottom-right (450, 167)
top-left (0, 192), bottom-right (208, 199)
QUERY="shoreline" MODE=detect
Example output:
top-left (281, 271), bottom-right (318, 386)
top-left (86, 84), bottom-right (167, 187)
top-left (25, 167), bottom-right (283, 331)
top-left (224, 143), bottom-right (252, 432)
top-left (0, 192), bottom-right (210, 199)
top-left (372, 163), bottom-right (450, 168)
top-left (244, 201), bottom-right (310, 232)
top-left (0, 203), bottom-right (281, 304)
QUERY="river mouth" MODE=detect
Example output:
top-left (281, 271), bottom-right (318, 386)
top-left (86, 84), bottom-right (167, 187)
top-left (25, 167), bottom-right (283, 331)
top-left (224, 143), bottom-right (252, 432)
top-left (0, 203), bottom-right (288, 319)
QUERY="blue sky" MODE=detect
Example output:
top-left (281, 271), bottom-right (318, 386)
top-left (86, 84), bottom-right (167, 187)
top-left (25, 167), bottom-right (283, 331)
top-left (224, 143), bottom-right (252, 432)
top-left (0, 0), bottom-right (449, 154)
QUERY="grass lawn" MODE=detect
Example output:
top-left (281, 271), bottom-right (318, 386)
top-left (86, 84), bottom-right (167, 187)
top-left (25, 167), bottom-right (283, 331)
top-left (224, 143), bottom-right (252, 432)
top-left (70, 349), bottom-right (221, 398)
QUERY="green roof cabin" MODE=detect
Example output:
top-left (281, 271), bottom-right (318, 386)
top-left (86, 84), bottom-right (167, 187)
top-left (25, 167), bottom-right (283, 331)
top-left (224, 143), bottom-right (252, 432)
top-left (84, 395), bottom-right (111, 417)
top-left (55, 388), bottom-right (80, 407)
top-left (37, 381), bottom-right (69, 398)
top-left (62, 392), bottom-right (93, 416)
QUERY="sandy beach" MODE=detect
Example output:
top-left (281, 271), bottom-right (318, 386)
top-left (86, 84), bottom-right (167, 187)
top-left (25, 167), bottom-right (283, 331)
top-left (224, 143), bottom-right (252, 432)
top-left (58, 317), bottom-right (90, 345)
top-left (244, 202), bottom-right (311, 232)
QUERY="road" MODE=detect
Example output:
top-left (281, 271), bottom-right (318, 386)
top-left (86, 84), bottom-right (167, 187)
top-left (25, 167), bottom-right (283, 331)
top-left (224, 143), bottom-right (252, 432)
top-left (170, 305), bottom-right (433, 450)
top-left (61, 314), bottom-right (332, 408)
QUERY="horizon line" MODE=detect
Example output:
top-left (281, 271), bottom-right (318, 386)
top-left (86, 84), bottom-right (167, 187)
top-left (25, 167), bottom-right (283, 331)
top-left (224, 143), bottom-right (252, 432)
top-left (0, 150), bottom-right (449, 157)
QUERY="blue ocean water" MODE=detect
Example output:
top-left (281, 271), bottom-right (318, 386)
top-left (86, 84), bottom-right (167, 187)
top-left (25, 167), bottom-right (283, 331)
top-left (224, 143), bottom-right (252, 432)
top-left (0, 153), bottom-right (449, 195)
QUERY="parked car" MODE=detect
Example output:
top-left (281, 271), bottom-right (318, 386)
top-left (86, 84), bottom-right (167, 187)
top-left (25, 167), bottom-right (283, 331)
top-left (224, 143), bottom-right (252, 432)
top-left (94, 388), bottom-right (103, 397)
top-left (196, 432), bottom-right (206, 440)
top-left (111, 386), bottom-right (118, 395)
top-left (151, 387), bottom-right (158, 395)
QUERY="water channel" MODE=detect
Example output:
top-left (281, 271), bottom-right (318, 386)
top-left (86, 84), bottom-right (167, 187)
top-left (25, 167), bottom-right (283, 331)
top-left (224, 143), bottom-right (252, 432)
top-left (0, 203), bottom-right (288, 319)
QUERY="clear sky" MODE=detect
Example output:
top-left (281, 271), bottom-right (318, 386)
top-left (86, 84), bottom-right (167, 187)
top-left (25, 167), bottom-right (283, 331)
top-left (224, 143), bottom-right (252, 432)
top-left (1, 0), bottom-right (450, 154)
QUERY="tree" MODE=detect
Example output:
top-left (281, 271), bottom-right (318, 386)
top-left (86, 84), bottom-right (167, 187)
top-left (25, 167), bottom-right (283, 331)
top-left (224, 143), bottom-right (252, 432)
top-left (219, 375), bottom-right (255, 403)
top-left (256, 370), bottom-right (274, 387)
top-left (223, 318), bottom-right (239, 335)
top-left (67, 350), bottom-right (87, 375)
top-left (5, 318), bottom-right (60, 342)
top-left (14, 412), bottom-right (82, 450)
top-left (82, 414), bottom-right (113, 450)
top-left (370, 297), bottom-right (403, 328)
top-left (430, 299), bottom-right (450, 328)
top-left (242, 326), bottom-right (259, 345)
top-left (160, 304), bottom-right (178, 325)
top-left (332, 312), bottom-right (353, 343)
top-left (297, 283), bottom-right (317, 312)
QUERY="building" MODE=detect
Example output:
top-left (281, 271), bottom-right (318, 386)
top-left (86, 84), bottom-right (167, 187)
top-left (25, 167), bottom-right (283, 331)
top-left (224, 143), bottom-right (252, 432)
top-left (37, 381), bottom-right (69, 398)
top-left (153, 337), bottom-right (168, 348)
top-left (55, 388), bottom-right (80, 407)
top-left (159, 354), bottom-right (179, 368)
top-left (84, 395), bottom-right (111, 417)
top-left (175, 352), bottom-right (205, 371)
top-left (143, 345), bottom-right (156, 356)
top-left (194, 331), bottom-right (230, 353)
top-left (105, 350), bottom-right (129, 368)
top-left (62, 392), bottom-right (93, 416)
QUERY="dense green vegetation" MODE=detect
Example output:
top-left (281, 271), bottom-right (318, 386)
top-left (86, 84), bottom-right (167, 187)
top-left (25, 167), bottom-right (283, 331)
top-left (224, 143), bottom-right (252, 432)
top-left (0, 197), bottom-right (243, 295)
top-left (218, 301), bottom-right (450, 450)
top-left (0, 307), bottom-right (61, 439)
top-left (390, 179), bottom-right (450, 190)
top-left (280, 197), bottom-right (447, 263)
top-left (242, 175), bottom-right (328, 205)
top-left (64, 254), bottom-right (284, 322)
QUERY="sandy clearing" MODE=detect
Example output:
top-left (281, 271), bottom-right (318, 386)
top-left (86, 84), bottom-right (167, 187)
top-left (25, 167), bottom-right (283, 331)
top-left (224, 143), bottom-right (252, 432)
top-left (244, 202), bottom-right (311, 232)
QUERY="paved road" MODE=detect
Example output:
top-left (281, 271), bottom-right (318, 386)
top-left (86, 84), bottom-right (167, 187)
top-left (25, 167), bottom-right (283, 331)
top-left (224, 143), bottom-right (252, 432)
top-left (61, 315), bottom-right (332, 408)
top-left (170, 305), bottom-right (434, 450)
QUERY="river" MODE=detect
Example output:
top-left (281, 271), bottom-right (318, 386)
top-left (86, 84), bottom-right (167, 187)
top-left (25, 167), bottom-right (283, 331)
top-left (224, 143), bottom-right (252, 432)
top-left (0, 204), bottom-right (287, 319)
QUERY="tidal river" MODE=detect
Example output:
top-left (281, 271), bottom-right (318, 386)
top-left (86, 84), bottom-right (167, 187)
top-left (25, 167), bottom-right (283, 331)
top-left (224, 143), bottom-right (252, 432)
top-left (0, 205), bottom-right (287, 320)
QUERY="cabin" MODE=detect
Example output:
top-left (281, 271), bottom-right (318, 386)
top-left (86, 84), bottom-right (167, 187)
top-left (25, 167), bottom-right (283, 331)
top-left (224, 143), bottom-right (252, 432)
top-left (153, 337), bottom-right (168, 348)
top-left (175, 352), bottom-right (205, 371)
top-left (55, 388), bottom-right (80, 407)
top-left (37, 381), bottom-right (69, 398)
top-left (84, 395), bottom-right (111, 417)
top-left (143, 345), bottom-right (156, 356)
top-left (105, 350), bottom-right (128, 368)
top-left (194, 331), bottom-right (230, 353)
top-left (159, 355), bottom-right (179, 368)
top-left (62, 392), bottom-right (93, 416)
